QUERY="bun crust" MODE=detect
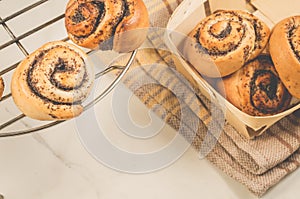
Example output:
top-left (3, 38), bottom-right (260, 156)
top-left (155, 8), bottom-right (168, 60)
top-left (11, 41), bottom-right (94, 120)
top-left (218, 55), bottom-right (291, 116)
top-left (269, 16), bottom-right (300, 98)
top-left (183, 10), bottom-right (270, 77)
top-left (65, 0), bottom-right (149, 52)
top-left (0, 77), bottom-right (4, 99)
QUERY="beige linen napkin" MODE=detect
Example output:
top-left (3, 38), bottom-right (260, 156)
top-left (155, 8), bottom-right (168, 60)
top-left (119, 0), bottom-right (300, 196)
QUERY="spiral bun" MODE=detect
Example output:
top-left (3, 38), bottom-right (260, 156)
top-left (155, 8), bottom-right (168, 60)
top-left (218, 55), bottom-right (291, 116)
top-left (65, 0), bottom-right (149, 52)
top-left (183, 10), bottom-right (270, 77)
top-left (11, 41), bottom-right (94, 120)
top-left (269, 16), bottom-right (300, 99)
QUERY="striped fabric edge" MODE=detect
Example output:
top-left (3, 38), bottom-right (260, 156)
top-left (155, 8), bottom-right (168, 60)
top-left (141, 34), bottom-right (298, 175)
top-left (114, 46), bottom-right (300, 196)
top-left (131, 24), bottom-right (300, 175)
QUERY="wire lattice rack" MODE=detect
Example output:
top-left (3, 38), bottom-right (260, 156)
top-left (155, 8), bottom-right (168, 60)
top-left (0, 0), bottom-right (136, 137)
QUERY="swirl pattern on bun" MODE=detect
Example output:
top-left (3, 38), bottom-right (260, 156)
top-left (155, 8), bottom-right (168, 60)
top-left (269, 16), bottom-right (300, 99)
top-left (183, 10), bottom-right (270, 77)
top-left (11, 41), bottom-right (94, 120)
top-left (65, 0), bottom-right (149, 52)
top-left (218, 55), bottom-right (292, 116)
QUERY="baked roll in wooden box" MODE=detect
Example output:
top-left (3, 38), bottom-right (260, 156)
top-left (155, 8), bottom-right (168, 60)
top-left (165, 0), bottom-right (300, 139)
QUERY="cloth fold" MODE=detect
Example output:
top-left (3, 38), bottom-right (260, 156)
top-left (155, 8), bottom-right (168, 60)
top-left (116, 0), bottom-right (300, 196)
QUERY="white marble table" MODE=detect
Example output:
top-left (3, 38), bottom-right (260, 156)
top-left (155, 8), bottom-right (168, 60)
top-left (0, 83), bottom-right (299, 199)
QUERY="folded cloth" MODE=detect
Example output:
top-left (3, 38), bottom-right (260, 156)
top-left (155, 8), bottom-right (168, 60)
top-left (117, 0), bottom-right (300, 196)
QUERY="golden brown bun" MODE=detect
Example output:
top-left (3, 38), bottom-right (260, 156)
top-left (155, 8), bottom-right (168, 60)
top-left (183, 10), bottom-right (270, 77)
top-left (11, 41), bottom-right (94, 120)
top-left (0, 77), bottom-right (4, 99)
top-left (65, 0), bottom-right (149, 52)
top-left (269, 16), bottom-right (300, 99)
top-left (217, 55), bottom-right (291, 116)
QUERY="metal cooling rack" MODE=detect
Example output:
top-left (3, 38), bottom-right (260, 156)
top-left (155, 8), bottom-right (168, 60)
top-left (0, 0), bottom-right (137, 137)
